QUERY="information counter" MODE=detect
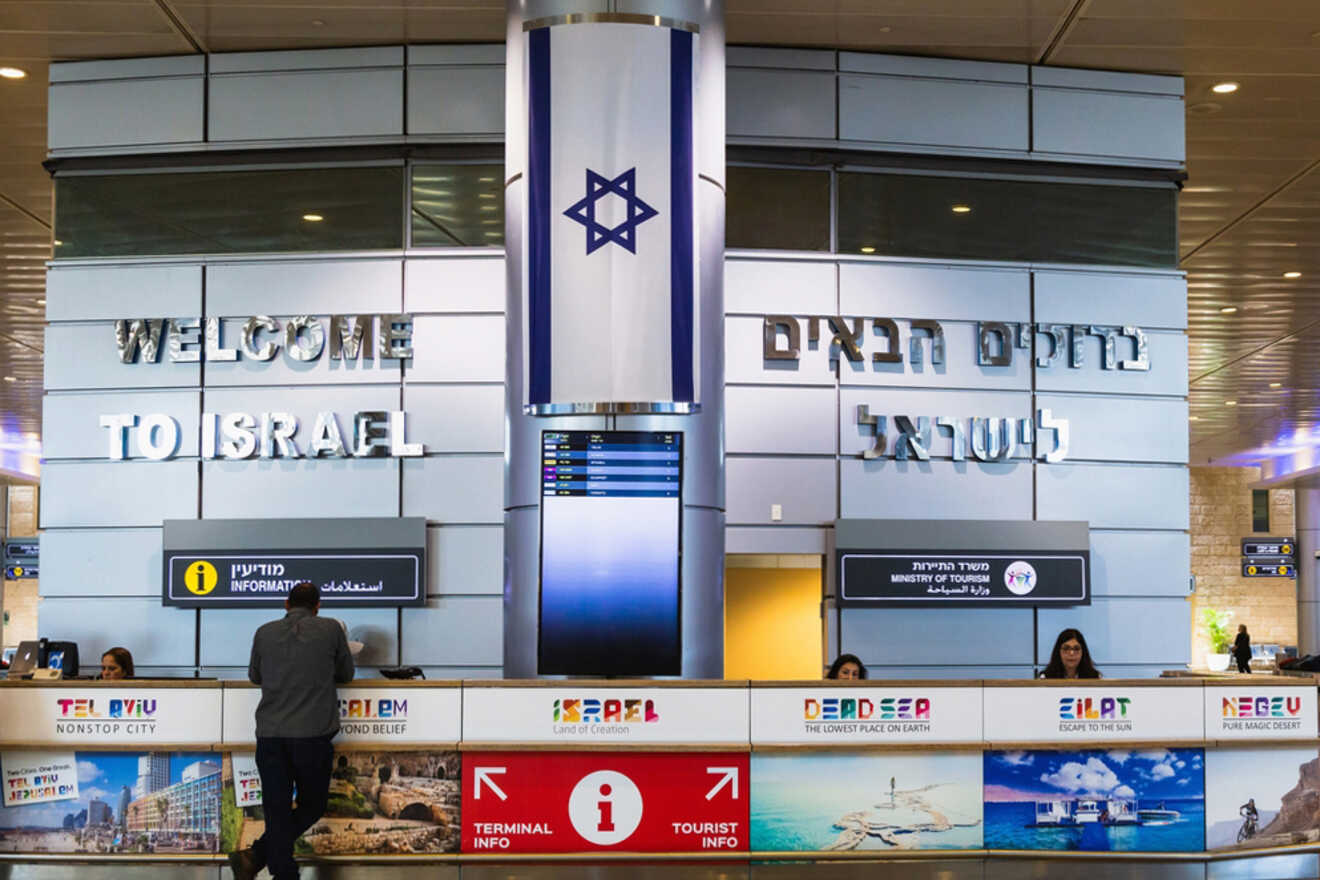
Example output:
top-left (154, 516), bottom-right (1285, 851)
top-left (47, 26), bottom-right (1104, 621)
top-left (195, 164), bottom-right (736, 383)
top-left (0, 677), bottom-right (1317, 863)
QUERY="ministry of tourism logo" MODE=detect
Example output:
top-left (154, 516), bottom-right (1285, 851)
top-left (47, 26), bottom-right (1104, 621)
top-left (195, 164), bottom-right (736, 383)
top-left (801, 696), bottom-right (932, 735)
top-left (55, 697), bottom-right (158, 735)
top-left (339, 696), bottom-right (408, 736)
top-left (1221, 695), bottom-right (1304, 732)
top-left (553, 698), bottom-right (660, 735)
top-left (1004, 560), bottom-right (1037, 596)
top-left (1058, 696), bottom-right (1132, 733)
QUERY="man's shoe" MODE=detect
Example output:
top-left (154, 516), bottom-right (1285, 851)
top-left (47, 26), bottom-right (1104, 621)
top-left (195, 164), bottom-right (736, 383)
top-left (228, 848), bottom-right (261, 880)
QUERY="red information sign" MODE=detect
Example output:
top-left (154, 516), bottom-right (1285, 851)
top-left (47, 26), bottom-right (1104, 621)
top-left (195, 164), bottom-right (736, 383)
top-left (462, 751), bottom-right (749, 853)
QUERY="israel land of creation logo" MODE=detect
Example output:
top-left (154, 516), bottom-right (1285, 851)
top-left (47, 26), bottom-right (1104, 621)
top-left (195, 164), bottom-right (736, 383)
top-left (55, 697), bottom-right (159, 735)
top-left (339, 696), bottom-right (408, 736)
top-left (1003, 560), bottom-right (1038, 596)
top-left (1058, 696), bottom-right (1132, 733)
top-left (802, 696), bottom-right (932, 735)
top-left (553, 698), bottom-right (660, 735)
top-left (1221, 695), bottom-right (1304, 732)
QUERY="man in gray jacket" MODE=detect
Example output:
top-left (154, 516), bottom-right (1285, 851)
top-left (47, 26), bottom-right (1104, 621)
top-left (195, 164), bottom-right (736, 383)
top-left (230, 581), bottom-right (354, 880)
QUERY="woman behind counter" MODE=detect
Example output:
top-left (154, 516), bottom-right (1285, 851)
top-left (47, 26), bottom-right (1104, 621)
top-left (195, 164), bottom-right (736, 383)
top-left (826, 653), bottom-right (867, 680)
top-left (1040, 629), bottom-right (1101, 679)
top-left (100, 647), bottom-right (134, 680)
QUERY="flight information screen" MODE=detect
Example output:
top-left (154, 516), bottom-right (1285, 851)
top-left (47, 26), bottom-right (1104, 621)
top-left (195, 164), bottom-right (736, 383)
top-left (538, 430), bottom-right (682, 675)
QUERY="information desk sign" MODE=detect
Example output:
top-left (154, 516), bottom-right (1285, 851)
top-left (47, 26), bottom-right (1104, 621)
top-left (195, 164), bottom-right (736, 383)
top-left (1242, 561), bottom-right (1295, 578)
top-left (462, 686), bottom-right (748, 744)
top-left (1205, 685), bottom-right (1318, 740)
top-left (0, 687), bottom-right (221, 745)
top-left (750, 685), bottom-right (982, 744)
top-left (839, 552), bottom-right (1088, 606)
top-left (982, 685), bottom-right (1203, 743)
top-left (462, 752), bottom-right (749, 854)
top-left (222, 685), bottom-right (460, 746)
top-left (1242, 538), bottom-right (1296, 557)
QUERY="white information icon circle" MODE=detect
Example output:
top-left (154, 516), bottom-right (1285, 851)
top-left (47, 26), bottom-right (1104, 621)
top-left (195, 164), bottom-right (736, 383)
top-left (567, 769), bottom-right (644, 846)
top-left (1004, 560), bottom-right (1038, 596)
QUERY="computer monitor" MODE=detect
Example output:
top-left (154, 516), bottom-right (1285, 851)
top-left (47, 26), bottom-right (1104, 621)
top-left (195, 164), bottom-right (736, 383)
top-left (8, 640), bottom-right (42, 676)
top-left (45, 641), bottom-right (79, 678)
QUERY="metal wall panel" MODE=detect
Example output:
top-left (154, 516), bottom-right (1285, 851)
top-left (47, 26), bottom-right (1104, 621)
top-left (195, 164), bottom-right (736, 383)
top-left (839, 387), bottom-right (1033, 458)
top-left (1037, 597), bottom-right (1192, 665)
top-left (209, 67), bottom-right (404, 141)
top-left (839, 74), bottom-right (1028, 152)
top-left (727, 46), bottom-right (836, 71)
top-left (837, 320), bottom-right (1033, 390)
top-left (407, 45), bottom-right (505, 66)
top-left (1037, 393), bottom-right (1189, 464)
top-left (401, 455), bottom-right (504, 523)
top-left (726, 456), bottom-right (837, 526)
top-left (200, 606), bottom-right (399, 667)
top-left (727, 68), bottom-right (836, 140)
top-left (202, 385), bottom-right (401, 450)
top-left (1037, 462), bottom-right (1190, 530)
top-left (726, 385), bottom-right (836, 454)
top-left (1031, 66), bottom-right (1183, 96)
top-left (840, 52), bottom-right (1028, 84)
top-left (1033, 88), bottom-right (1185, 164)
top-left (863, 665), bottom-right (1031, 680)
top-left (41, 460), bottom-right (198, 527)
top-left (209, 46), bottom-right (404, 74)
top-left (429, 524), bottom-right (503, 596)
top-left (839, 262), bottom-right (1030, 322)
top-left (201, 458), bottom-right (399, 518)
top-left (402, 384), bottom-right (503, 453)
top-left (206, 259), bottom-right (403, 316)
top-left (408, 66), bottom-right (505, 136)
top-left (48, 76), bottom-right (203, 150)
top-left (43, 389), bottom-right (200, 460)
top-left (203, 317), bottom-right (403, 386)
top-left (45, 324), bottom-right (201, 390)
top-left (45, 264), bottom-right (202, 322)
top-left (842, 606), bottom-right (1034, 665)
top-left (727, 317), bottom-right (835, 387)
top-left (1034, 330), bottom-right (1187, 396)
top-left (725, 259), bottom-right (836, 316)
top-left (39, 528), bottom-right (162, 597)
top-left (405, 257), bottom-right (505, 313)
top-left (839, 458), bottom-right (1033, 520)
top-left (400, 596), bottom-right (503, 664)
top-left (50, 55), bottom-right (205, 83)
top-left (406, 315), bottom-right (505, 382)
top-left (1034, 269), bottom-right (1187, 330)
top-left (38, 597), bottom-right (196, 667)
top-left (726, 526), bottom-right (829, 554)
top-left (1088, 529), bottom-right (1191, 599)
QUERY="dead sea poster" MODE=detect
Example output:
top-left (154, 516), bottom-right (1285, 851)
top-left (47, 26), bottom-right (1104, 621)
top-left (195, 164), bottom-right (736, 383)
top-left (750, 752), bottom-right (982, 852)
top-left (983, 748), bottom-right (1204, 852)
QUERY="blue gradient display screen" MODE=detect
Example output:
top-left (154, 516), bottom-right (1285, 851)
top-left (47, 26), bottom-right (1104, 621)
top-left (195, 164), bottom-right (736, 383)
top-left (538, 430), bottom-right (682, 675)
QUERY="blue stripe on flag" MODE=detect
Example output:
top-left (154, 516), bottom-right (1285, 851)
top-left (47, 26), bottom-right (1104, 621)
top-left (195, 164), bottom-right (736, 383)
top-left (669, 28), bottom-right (695, 403)
top-left (528, 27), bottom-right (552, 405)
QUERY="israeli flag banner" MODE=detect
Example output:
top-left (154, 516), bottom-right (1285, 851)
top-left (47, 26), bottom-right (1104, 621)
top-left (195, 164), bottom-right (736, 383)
top-left (524, 20), bottom-right (700, 413)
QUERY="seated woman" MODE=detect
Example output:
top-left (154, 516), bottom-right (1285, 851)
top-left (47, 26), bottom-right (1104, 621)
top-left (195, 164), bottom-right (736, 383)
top-left (1040, 629), bottom-right (1101, 679)
top-left (826, 653), bottom-right (867, 680)
top-left (100, 647), bottom-right (134, 680)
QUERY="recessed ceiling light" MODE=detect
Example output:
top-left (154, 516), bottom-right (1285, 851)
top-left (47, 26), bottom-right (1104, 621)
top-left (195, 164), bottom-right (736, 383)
top-left (951, 204), bottom-right (972, 214)
top-left (1225, 400), bottom-right (1238, 406)
top-left (311, 18), bottom-right (325, 27)
top-left (877, 26), bottom-right (892, 33)
top-left (35, 299), bottom-right (44, 306)
top-left (3, 377), bottom-right (15, 383)
top-left (1270, 382), bottom-right (1282, 388)
top-left (1189, 416), bottom-right (1200, 421)
top-left (302, 213), bottom-right (323, 222)
top-left (1212, 82), bottom-right (1239, 94)
top-left (478, 177), bottom-right (496, 183)
top-left (1219, 306), bottom-right (1238, 314)
top-left (0, 68), bottom-right (26, 80)
top-left (478, 193), bottom-right (495, 199)
top-left (52, 240), bottom-right (62, 246)
top-left (860, 246), bottom-right (876, 254)
top-left (1284, 271), bottom-right (1302, 278)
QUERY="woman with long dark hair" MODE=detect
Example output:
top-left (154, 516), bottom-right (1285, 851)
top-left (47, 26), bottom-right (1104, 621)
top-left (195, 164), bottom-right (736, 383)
top-left (1040, 628), bottom-right (1101, 679)
top-left (826, 653), bottom-right (867, 680)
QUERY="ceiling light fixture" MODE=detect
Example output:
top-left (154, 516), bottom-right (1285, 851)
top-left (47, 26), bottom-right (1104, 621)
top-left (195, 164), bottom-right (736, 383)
top-left (1270, 382), bottom-right (1282, 388)
top-left (1225, 400), bottom-right (1238, 406)
top-left (302, 213), bottom-right (323, 222)
top-left (0, 68), bottom-right (26, 80)
top-left (1189, 416), bottom-right (1200, 421)
top-left (35, 299), bottom-right (44, 306)
top-left (52, 240), bottom-right (62, 246)
top-left (1284, 271), bottom-right (1302, 278)
top-left (1212, 82), bottom-right (1239, 94)
top-left (2, 377), bottom-right (15, 383)
top-left (860, 246), bottom-right (876, 254)
top-left (951, 204), bottom-right (972, 214)
top-left (1219, 306), bottom-right (1238, 313)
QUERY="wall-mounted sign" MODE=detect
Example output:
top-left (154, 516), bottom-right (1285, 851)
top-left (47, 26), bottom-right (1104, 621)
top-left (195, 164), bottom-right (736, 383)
top-left (222, 685), bottom-right (461, 745)
top-left (1, 751), bottom-right (79, 807)
top-left (4, 540), bottom-right (38, 580)
top-left (749, 686), bottom-right (983, 744)
top-left (835, 519), bottom-right (1091, 608)
top-left (857, 407), bottom-right (1070, 463)
top-left (1243, 562), bottom-right (1295, 578)
top-left (1205, 685), bottom-right (1318, 740)
top-left (114, 314), bottom-right (413, 364)
top-left (0, 687), bottom-right (222, 745)
top-left (983, 686), bottom-right (1203, 742)
top-left (1241, 536), bottom-right (1296, 578)
top-left (1242, 538), bottom-right (1295, 556)
top-left (162, 518), bottom-right (426, 609)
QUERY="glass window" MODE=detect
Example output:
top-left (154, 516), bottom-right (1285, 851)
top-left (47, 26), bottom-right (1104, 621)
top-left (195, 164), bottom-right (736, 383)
top-left (837, 172), bottom-right (1177, 268)
top-left (54, 166), bottom-right (404, 258)
top-left (726, 166), bottom-right (830, 251)
top-left (411, 164), bottom-right (504, 247)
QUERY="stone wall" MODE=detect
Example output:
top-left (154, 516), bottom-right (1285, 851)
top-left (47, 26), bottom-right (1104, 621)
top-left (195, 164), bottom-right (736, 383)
top-left (1189, 466), bottom-right (1296, 667)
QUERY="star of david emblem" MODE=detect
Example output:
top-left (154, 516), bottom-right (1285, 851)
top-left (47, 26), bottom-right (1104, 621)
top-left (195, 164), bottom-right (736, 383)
top-left (563, 167), bottom-right (659, 255)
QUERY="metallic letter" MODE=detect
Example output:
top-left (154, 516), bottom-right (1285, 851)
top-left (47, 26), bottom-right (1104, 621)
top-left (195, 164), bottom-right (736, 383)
top-left (204, 317), bottom-right (239, 362)
top-left (310, 412), bottom-right (348, 458)
top-left (908, 320), bottom-right (945, 366)
top-left (1037, 407), bottom-right (1070, 463)
top-left (1120, 326), bottom-right (1150, 371)
top-left (894, 416), bottom-right (931, 461)
top-left (284, 315), bottom-right (325, 361)
top-left (857, 405), bottom-right (887, 460)
top-left (220, 412), bottom-right (257, 460)
top-left (1089, 325), bottom-right (1122, 370)
top-left (378, 314), bottom-right (414, 359)
top-left (389, 411), bottom-right (423, 457)
top-left (1019, 418), bottom-right (1035, 446)
top-left (763, 316), bottom-right (800, 361)
top-left (99, 414), bottom-right (137, 460)
top-left (201, 412), bottom-right (218, 459)
top-left (971, 418), bottom-right (1016, 461)
top-left (1070, 325), bottom-right (1087, 368)
top-left (978, 322), bottom-right (1013, 366)
top-left (871, 318), bottom-right (901, 364)
top-left (331, 315), bottom-right (375, 361)
top-left (826, 316), bottom-right (864, 362)
top-left (353, 411), bottom-right (391, 458)
top-left (260, 412), bottom-right (301, 459)
top-left (935, 416), bottom-right (966, 461)
top-left (1036, 324), bottom-right (1068, 368)
top-left (137, 413), bottom-right (180, 460)
top-left (241, 316), bottom-right (280, 361)
top-left (114, 319), bottom-right (165, 363)
top-left (167, 318), bottom-right (202, 363)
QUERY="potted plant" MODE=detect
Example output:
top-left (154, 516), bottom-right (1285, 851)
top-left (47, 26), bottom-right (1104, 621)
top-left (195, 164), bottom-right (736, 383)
top-left (1201, 607), bottom-right (1233, 672)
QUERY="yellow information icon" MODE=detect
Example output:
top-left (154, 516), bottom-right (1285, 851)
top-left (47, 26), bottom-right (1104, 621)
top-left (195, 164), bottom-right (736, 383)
top-left (1282, 544), bottom-right (1293, 555)
top-left (1247, 565), bottom-right (1258, 575)
top-left (1281, 565), bottom-right (1291, 576)
top-left (184, 561), bottom-right (218, 595)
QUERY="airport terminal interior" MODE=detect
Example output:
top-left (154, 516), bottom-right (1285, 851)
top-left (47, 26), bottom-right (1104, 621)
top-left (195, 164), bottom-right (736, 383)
top-left (7, 1), bottom-right (1320, 878)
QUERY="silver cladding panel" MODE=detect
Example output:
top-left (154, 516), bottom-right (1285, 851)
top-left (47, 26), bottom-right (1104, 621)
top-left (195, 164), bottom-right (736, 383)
top-left (201, 458), bottom-right (400, 519)
top-left (839, 73), bottom-right (1029, 152)
top-left (1034, 270), bottom-right (1187, 330)
top-left (48, 76), bottom-right (204, 150)
top-left (403, 384), bottom-right (504, 453)
top-left (1036, 393), bottom-right (1189, 464)
top-left (402, 455), bottom-right (505, 523)
top-left (46, 264), bottom-right (202, 322)
top-left (838, 387), bottom-right (1032, 458)
top-left (42, 460), bottom-right (199, 527)
top-left (1037, 462), bottom-right (1190, 530)
top-left (1090, 530), bottom-right (1192, 598)
top-left (839, 262), bottom-right (1029, 322)
top-left (405, 257), bottom-right (506, 313)
top-left (209, 69), bottom-right (405, 141)
top-left (1033, 87), bottom-right (1185, 164)
top-left (45, 324), bottom-right (201, 390)
top-left (726, 385), bottom-right (836, 455)
top-left (1034, 330), bottom-right (1187, 395)
top-left (201, 605), bottom-right (400, 666)
top-left (401, 596), bottom-right (504, 665)
top-left (835, 518), bottom-right (1089, 552)
top-left (842, 606), bottom-right (1035, 666)
top-left (39, 596), bottom-right (197, 666)
top-left (43, 389), bottom-right (201, 460)
top-left (839, 457), bottom-right (1034, 520)
top-left (162, 515), bottom-right (425, 551)
top-left (1037, 597), bottom-right (1192, 664)
top-left (407, 315), bottom-right (506, 382)
top-left (429, 525), bottom-right (504, 596)
top-left (408, 66), bottom-right (506, 136)
top-left (727, 68), bottom-right (836, 140)
top-left (725, 259), bottom-right (836, 316)
top-left (40, 528), bottom-right (163, 597)
top-left (727, 457), bottom-right (837, 526)
top-left (207, 260), bottom-right (403, 317)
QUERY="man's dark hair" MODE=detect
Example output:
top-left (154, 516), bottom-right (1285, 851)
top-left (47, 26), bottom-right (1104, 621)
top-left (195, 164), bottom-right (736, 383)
top-left (287, 581), bottom-right (320, 609)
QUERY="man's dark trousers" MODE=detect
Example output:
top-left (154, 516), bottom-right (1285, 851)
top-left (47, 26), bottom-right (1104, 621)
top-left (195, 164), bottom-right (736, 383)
top-left (253, 734), bottom-right (334, 879)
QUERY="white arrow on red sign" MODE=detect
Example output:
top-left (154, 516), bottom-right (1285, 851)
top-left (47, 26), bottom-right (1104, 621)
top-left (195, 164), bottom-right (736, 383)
top-left (474, 766), bottom-right (508, 801)
top-left (704, 766), bottom-right (738, 801)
